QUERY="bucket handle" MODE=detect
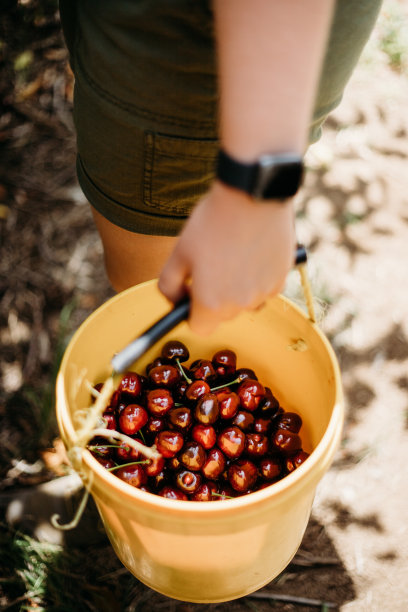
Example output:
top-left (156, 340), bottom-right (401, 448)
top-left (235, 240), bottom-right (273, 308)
top-left (111, 245), bottom-right (312, 374)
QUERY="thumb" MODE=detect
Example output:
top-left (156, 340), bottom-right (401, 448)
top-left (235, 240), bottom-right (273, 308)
top-left (158, 247), bottom-right (190, 305)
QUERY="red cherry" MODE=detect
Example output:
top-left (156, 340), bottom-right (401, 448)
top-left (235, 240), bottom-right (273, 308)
top-left (175, 469), bottom-right (202, 494)
top-left (212, 349), bottom-right (237, 377)
top-left (146, 388), bottom-right (174, 416)
top-left (192, 424), bottom-right (217, 449)
top-left (118, 404), bottom-right (148, 435)
top-left (217, 426), bottom-right (245, 459)
top-left (146, 416), bottom-right (165, 434)
top-left (253, 416), bottom-right (271, 434)
top-left (145, 454), bottom-right (165, 477)
top-left (161, 340), bottom-right (190, 363)
top-left (116, 441), bottom-right (141, 462)
top-left (191, 481), bottom-right (218, 501)
top-left (190, 359), bottom-right (216, 382)
top-left (119, 372), bottom-right (142, 397)
top-left (168, 406), bottom-right (192, 431)
top-left (185, 380), bottom-right (210, 401)
top-left (115, 464), bottom-right (147, 488)
top-left (102, 411), bottom-right (117, 431)
top-left (179, 441), bottom-right (206, 471)
top-left (272, 429), bottom-right (302, 454)
top-left (285, 450), bottom-right (310, 472)
top-left (148, 364), bottom-right (180, 388)
top-left (232, 410), bottom-right (255, 432)
top-left (158, 486), bottom-right (188, 501)
top-left (155, 430), bottom-right (184, 458)
top-left (202, 448), bottom-right (226, 480)
top-left (237, 379), bottom-right (265, 411)
top-left (228, 459), bottom-right (258, 492)
top-left (259, 457), bottom-right (282, 480)
top-left (216, 390), bottom-right (240, 419)
top-left (195, 393), bottom-right (219, 425)
top-left (275, 412), bottom-right (303, 434)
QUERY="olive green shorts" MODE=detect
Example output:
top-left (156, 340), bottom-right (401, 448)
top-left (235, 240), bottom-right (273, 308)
top-left (59, 0), bottom-right (382, 236)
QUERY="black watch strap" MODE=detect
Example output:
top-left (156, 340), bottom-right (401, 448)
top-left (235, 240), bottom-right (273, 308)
top-left (217, 149), bottom-right (304, 200)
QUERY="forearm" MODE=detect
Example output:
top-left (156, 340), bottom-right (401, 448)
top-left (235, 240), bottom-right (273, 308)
top-left (213, 0), bottom-right (335, 160)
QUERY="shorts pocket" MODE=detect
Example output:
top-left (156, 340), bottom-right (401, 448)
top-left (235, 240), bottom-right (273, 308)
top-left (144, 132), bottom-right (218, 217)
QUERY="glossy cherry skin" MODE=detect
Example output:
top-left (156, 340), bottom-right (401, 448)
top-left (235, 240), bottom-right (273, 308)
top-left (285, 450), bottom-right (310, 472)
top-left (228, 459), bottom-right (258, 492)
top-left (259, 456), bottom-right (282, 480)
top-left (216, 390), bottom-right (240, 420)
top-left (212, 349), bottom-right (237, 377)
top-left (175, 469), bottom-right (202, 494)
top-left (235, 368), bottom-right (258, 383)
top-left (161, 340), bottom-right (190, 363)
top-left (258, 386), bottom-right (280, 417)
top-left (119, 372), bottom-right (143, 397)
top-left (148, 364), bottom-right (180, 388)
top-left (94, 456), bottom-right (116, 470)
top-left (173, 380), bottom-right (188, 402)
top-left (232, 410), bottom-right (255, 432)
top-left (155, 430), bottom-right (184, 458)
top-left (118, 404), bottom-right (148, 435)
top-left (115, 464), bottom-right (147, 488)
top-left (179, 441), bottom-right (206, 471)
top-left (158, 486), bottom-right (188, 500)
top-left (271, 429), bottom-right (302, 454)
top-left (145, 454), bottom-right (166, 477)
top-left (245, 433), bottom-right (269, 458)
top-left (146, 416), bottom-right (165, 434)
top-left (102, 411), bottom-right (117, 431)
top-left (190, 359), bottom-right (216, 382)
top-left (168, 406), bottom-right (192, 431)
top-left (192, 424), bottom-right (217, 449)
top-left (191, 481), bottom-right (218, 501)
top-left (185, 380), bottom-right (210, 401)
top-left (202, 448), bottom-right (226, 480)
top-left (146, 388), bottom-right (174, 416)
top-left (237, 379), bottom-right (265, 411)
top-left (195, 393), bottom-right (219, 425)
top-left (217, 426), bottom-right (246, 459)
top-left (275, 412), bottom-right (303, 434)
top-left (253, 416), bottom-right (271, 434)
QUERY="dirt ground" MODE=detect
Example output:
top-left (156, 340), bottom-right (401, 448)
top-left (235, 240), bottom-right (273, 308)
top-left (1, 2), bottom-right (408, 611)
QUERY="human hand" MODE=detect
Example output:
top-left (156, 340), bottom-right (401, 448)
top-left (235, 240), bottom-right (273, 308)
top-left (158, 181), bottom-right (296, 335)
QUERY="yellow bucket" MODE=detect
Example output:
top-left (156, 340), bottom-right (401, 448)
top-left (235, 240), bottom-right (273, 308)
top-left (56, 280), bottom-right (343, 603)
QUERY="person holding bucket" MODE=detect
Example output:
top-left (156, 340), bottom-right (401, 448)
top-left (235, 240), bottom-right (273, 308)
top-left (59, 0), bottom-right (382, 335)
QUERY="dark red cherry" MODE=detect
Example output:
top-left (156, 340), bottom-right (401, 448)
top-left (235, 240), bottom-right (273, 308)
top-left (245, 433), bottom-right (269, 457)
top-left (259, 457), bottom-right (282, 480)
top-left (155, 430), bottom-right (184, 458)
top-left (168, 406), bottom-right (192, 431)
top-left (285, 450), bottom-right (310, 472)
top-left (115, 464), bottom-right (147, 488)
top-left (145, 454), bottom-right (165, 477)
top-left (275, 412), bottom-right (303, 434)
top-left (146, 416), bottom-right (165, 434)
top-left (232, 410), bottom-right (255, 432)
top-left (119, 372), bottom-right (142, 397)
top-left (146, 388), bottom-right (174, 416)
top-left (217, 426), bottom-right (245, 459)
top-left (148, 364), bottom-right (180, 388)
top-left (253, 416), bottom-right (271, 434)
top-left (152, 469), bottom-right (169, 490)
top-left (118, 404), bottom-right (148, 435)
top-left (192, 424), bottom-right (216, 449)
top-left (89, 444), bottom-right (112, 459)
top-left (191, 481), bottom-right (218, 501)
top-left (146, 357), bottom-right (169, 375)
top-left (212, 349), bottom-right (237, 377)
top-left (195, 393), bottom-right (219, 424)
top-left (168, 456), bottom-right (181, 471)
top-left (202, 448), bottom-right (226, 480)
top-left (216, 390), bottom-right (240, 419)
top-left (272, 429), bottom-right (302, 454)
top-left (237, 379), bottom-right (265, 411)
top-left (214, 484), bottom-right (236, 500)
top-left (94, 456), bottom-right (115, 470)
top-left (158, 486), bottom-right (188, 500)
top-left (258, 386), bottom-right (280, 417)
top-left (102, 411), bottom-right (117, 431)
top-left (228, 459), bottom-right (258, 492)
top-left (235, 368), bottom-right (258, 383)
top-left (175, 469), bottom-right (202, 494)
top-left (161, 340), bottom-right (190, 363)
top-left (190, 359), bottom-right (216, 382)
top-left (185, 380), bottom-right (210, 401)
top-left (173, 379), bottom-right (188, 402)
top-left (179, 441), bottom-right (206, 471)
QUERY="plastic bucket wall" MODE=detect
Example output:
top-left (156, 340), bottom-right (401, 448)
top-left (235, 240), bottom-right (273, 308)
top-left (56, 280), bottom-right (343, 603)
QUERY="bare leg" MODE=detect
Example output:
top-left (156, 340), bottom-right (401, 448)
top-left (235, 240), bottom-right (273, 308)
top-left (91, 206), bottom-right (178, 292)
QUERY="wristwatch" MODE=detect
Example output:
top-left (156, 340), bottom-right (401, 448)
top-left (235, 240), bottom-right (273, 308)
top-left (216, 149), bottom-right (304, 201)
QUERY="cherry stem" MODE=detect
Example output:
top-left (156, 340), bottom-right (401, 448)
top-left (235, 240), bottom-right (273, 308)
top-left (211, 492), bottom-right (234, 499)
top-left (210, 377), bottom-right (241, 392)
top-left (176, 358), bottom-right (192, 384)
top-left (107, 460), bottom-right (150, 471)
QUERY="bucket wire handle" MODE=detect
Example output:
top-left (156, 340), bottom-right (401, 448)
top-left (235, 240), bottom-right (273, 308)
top-left (111, 244), bottom-right (313, 374)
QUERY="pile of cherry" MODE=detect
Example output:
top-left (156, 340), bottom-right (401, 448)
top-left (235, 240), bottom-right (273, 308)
top-left (88, 341), bottom-right (309, 501)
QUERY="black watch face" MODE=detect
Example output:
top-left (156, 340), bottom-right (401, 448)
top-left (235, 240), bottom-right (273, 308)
top-left (258, 159), bottom-right (304, 200)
